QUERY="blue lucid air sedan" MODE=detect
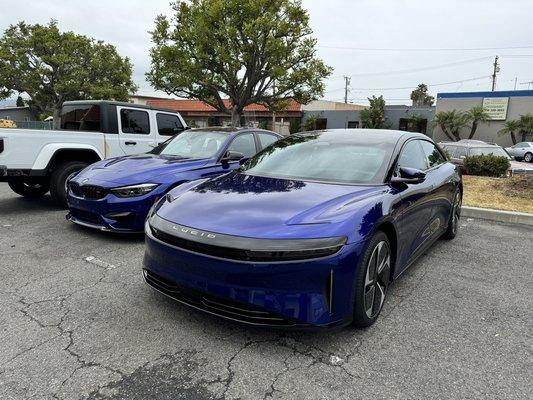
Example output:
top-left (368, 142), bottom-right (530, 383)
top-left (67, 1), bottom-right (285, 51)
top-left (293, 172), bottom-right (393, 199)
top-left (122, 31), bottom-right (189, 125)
top-left (143, 129), bottom-right (462, 328)
top-left (66, 128), bottom-right (281, 232)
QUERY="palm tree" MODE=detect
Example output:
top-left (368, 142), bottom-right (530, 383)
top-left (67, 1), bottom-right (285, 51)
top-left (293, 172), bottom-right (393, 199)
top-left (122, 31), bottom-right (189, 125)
top-left (518, 114), bottom-right (533, 142)
top-left (466, 106), bottom-right (490, 139)
top-left (432, 110), bottom-right (469, 141)
top-left (498, 120), bottom-right (521, 145)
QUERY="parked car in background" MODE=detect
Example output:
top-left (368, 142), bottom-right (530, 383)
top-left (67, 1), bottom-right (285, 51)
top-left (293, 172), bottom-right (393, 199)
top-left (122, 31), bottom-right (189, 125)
top-left (0, 100), bottom-right (187, 207)
top-left (67, 127), bottom-right (281, 233)
top-left (143, 129), bottom-right (462, 328)
top-left (439, 140), bottom-right (520, 172)
top-left (505, 142), bottom-right (533, 162)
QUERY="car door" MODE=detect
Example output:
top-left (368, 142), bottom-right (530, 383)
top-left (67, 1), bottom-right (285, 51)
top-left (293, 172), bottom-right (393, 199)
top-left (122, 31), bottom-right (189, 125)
top-left (419, 140), bottom-right (454, 234)
top-left (117, 106), bottom-right (156, 155)
top-left (393, 139), bottom-right (436, 270)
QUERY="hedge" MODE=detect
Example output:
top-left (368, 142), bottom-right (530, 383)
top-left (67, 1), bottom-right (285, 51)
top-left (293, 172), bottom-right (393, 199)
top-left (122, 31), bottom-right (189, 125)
top-left (464, 154), bottom-right (510, 177)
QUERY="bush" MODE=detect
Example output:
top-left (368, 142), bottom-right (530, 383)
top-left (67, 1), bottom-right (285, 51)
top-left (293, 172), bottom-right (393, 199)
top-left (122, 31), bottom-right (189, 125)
top-left (464, 155), bottom-right (510, 177)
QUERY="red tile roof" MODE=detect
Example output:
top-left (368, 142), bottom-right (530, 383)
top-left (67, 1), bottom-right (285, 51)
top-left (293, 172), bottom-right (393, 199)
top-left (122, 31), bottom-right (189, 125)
top-left (147, 99), bottom-right (301, 113)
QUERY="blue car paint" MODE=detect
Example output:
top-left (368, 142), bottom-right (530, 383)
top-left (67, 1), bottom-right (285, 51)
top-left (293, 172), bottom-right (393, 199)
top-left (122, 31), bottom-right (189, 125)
top-left (67, 128), bottom-right (279, 232)
top-left (143, 130), bottom-right (462, 327)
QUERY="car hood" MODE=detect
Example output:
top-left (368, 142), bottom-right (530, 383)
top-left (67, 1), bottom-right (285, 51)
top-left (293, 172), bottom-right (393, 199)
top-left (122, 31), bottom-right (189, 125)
top-left (73, 154), bottom-right (211, 186)
top-left (156, 172), bottom-right (388, 239)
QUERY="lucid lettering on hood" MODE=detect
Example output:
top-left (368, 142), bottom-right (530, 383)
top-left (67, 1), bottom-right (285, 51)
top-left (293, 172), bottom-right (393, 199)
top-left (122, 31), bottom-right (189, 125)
top-left (173, 226), bottom-right (216, 239)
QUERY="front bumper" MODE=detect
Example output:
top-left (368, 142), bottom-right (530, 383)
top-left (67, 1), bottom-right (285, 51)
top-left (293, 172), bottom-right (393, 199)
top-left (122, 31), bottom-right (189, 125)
top-left (143, 222), bottom-right (363, 327)
top-left (67, 190), bottom-right (163, 233)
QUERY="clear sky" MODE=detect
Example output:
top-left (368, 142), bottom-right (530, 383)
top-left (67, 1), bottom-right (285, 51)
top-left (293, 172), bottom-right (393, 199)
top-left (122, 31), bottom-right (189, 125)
top-left (1, 0), bottom-right (532, 105)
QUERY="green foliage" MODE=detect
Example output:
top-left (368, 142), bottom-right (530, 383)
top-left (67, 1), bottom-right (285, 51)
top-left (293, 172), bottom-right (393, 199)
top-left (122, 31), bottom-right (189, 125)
top-left (518, 113), bottom-right (533, 142)
top-left (498, 120), bottom-right (521, 145)
top-left (289, 118), bottom-right (300, 134)
top-left (147, 0), bottom-right (332, 126)
top-left (257, 120), bottom-right (268, 130)
top-left (410, 84), bottom-right (434, 107)
top-left (16, 95), bottom-right (25, 107)
top-left (0, 21), bottom-right (137, 125)
top-left (466, 106), bottom-right (490, 139)
top-left (302, 115), bottom-right (318, 131)
top-left (432, 110), bottom-right (470, 141)
top-left (360, 96), bottom-right (388, 129)
top-left (464, 154), bottom-right (510, 177)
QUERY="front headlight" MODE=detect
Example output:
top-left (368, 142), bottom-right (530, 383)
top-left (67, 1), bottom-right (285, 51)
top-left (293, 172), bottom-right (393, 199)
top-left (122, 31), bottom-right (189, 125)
top-left (111, 183), bottom-right (159, 198)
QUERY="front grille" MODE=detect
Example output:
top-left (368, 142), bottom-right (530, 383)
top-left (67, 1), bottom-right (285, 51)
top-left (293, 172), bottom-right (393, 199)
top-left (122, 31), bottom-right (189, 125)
top-left (70, 208), bottom-right (104, 225)
top-left (69, 183), bottom-right (108, 200)
top-left (144, 269), bottom-right (294, 326)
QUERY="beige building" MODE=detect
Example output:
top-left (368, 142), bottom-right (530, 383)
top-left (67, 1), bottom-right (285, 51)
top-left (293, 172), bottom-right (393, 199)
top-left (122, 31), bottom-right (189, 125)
top-left (434, 90), bottom-right (533, 146)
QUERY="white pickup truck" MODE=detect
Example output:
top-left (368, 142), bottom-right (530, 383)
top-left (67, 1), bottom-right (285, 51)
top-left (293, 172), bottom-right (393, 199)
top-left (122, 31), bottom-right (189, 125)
top-left (0, 100), bottom-right (187, 206)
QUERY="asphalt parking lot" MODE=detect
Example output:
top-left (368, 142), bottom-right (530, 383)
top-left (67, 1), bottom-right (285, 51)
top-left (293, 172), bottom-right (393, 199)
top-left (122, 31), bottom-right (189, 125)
top-left (0, 183), bottom-right (531, 400)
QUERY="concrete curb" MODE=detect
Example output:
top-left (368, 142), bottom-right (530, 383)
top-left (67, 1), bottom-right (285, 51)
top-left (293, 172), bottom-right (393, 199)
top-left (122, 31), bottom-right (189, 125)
top-left (462, 206), bottom-right (533, 226)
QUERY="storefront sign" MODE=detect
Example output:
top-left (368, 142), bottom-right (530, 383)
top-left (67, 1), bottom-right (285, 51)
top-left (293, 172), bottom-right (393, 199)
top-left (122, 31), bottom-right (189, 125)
top-left (482, 97), bottom-right (509, 120)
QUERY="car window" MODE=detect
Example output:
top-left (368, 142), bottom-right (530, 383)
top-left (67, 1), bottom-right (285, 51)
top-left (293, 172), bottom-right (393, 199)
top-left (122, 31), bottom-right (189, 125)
top-left (60, 104), bottom-right (101, 131)
top-left (120, 109), bottom-right (150, 134)
top-left (397, 140), bottom-right (428, 171)
top-left (156, 113), bottom-right (184, 136)
top-left (419, 141), bottom-right (446, 168)
top-left (258, 133), bottom-right (279, 149)
top-left (469, 147), bottom-right (509, 158)
top-left (516, 142), bottom-right (528, 148)
top-left (455, 146), bottom-right (468, 158)
top-left (228, 133), bottom-right (257, 158)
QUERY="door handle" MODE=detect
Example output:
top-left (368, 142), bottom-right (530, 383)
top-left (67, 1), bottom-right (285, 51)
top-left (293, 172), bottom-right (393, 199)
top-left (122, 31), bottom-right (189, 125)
top-left (125, 141), bottom-right (137, 145)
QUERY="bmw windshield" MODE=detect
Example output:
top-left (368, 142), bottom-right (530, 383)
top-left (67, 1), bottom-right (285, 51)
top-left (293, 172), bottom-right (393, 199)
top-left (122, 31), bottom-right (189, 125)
top-left (241, 132), bottom-right (394, 184)
top-left (152, 130), bottom-right (229, 159)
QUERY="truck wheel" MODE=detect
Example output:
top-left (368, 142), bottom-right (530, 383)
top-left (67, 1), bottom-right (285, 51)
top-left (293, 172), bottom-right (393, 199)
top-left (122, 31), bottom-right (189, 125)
top-left (49, 161), bottom-right (88, 208)
top-left (8, 180), bottom-right (50, 198)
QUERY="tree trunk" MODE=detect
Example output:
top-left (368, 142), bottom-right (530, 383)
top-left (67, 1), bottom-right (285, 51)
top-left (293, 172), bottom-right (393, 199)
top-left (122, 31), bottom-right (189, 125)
top-left (511, 131), bottom-right (517, 145)
top-left (440, 126), bottom-right (456, 142)
top-left (231, 106), bottom-right (241, 127)
top-left (522, 131), bottom-right (528, 142)
top-left (469, 121), bottom-right (478, 139)
top-left (52, 107), bottom-right (62, 130)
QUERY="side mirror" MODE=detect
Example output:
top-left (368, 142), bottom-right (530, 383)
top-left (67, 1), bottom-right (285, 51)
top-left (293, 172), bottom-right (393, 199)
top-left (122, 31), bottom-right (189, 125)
top-left (221, 150), bottom-right (244, 163)
top-left (391, 167), bottom-right (426, 184)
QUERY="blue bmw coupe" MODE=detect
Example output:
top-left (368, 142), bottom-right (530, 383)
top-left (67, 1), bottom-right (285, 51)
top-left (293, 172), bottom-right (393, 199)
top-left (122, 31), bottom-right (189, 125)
top-left (66, 128), bottom-right (280, 232)
top-left (143, 129), bottom-right (462, 328)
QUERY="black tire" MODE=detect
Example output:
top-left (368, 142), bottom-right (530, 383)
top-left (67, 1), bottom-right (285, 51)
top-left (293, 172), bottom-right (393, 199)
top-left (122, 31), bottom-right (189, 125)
top-left (524, 152), bottom-right (533, 163)
top-left (351, 231), bottom-right (391, 328)
top-left (49, 161), bottom-right (88, 207)
top-left (442, 189), bottom-right (462, 240)
top-left (8, 180), bottom-right (50, 198)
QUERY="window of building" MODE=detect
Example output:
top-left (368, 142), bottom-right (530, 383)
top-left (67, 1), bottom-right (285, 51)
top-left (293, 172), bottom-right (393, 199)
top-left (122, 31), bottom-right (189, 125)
top-left (156, 113), bottom-right (184, 136)
top-left (347, 121), bottom-right (359, 129)
top-left (120, 109), bottom-right (150, 134)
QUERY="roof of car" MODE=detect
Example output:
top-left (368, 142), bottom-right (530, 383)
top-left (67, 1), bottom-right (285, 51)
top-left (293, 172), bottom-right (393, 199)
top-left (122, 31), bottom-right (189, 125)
top-left (300, 129), bottom-right (429, 144)
top-left (440, 141), bottom-right (501, 148)
top-left (62, 100), bottom-right (177, 113)
top-left (187, 127), bottom-right (281, 136)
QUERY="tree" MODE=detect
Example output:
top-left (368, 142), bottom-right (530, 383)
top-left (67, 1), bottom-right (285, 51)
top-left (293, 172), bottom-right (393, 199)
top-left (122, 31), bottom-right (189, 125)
top-left (518, 113), bottom-right (533, 142)
top-left (360, 96), bottom-right (388, 129)
top-left (498, 120), bottom-right (521, 145)
top-left (0, 21), bottom-right (137, 127)
top-left (410, 84), bottom-right (434, 107)
top-left (147, 0), bottom-right (332, 126)
top-left (432, 110), bottom-right (470, 141)
top-left (16, 95), bottom-right (24, 107)
top-left (466, 106), bottom-right (490, 139)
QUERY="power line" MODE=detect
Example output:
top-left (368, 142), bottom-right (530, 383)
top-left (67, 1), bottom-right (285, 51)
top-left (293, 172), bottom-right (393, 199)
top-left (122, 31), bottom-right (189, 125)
top-left (346, 57), bottom-right (493, 77)
top-left (346, 76), bottom-right (490, 91)
top-left (318, 45), bottom-right (533, 52)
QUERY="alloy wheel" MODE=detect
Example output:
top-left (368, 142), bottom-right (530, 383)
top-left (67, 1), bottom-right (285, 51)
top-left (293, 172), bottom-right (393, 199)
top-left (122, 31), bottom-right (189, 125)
top-left (364, 241), bottom-right (391, 319)
top-left (525, 153), bottom-right (532, 163)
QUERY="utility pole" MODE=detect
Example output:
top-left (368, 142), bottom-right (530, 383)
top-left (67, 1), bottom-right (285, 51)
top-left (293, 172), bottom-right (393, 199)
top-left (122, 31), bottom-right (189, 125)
top-left (343, 76), bottom-right (351, 103)
top-left (271, 80), bottom-right (276, 131)
top-left (514, 77), bottom-right (518, 90)
top-left (491, 56), bottom-right (500, 91)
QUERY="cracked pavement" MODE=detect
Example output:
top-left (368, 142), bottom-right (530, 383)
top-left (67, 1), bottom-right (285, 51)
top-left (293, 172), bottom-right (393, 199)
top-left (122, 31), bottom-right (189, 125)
top-left (0, 183), bottom-right (531, 399)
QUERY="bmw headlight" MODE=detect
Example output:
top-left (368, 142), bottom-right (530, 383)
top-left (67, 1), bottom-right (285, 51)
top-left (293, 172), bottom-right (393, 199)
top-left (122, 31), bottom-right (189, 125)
top-left (111, 183), bottom-right (159, 198)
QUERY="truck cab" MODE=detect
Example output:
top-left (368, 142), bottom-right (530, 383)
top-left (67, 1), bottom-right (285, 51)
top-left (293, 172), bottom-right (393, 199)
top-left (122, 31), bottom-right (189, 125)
top-left (0, 100), bottom-right (187, 206)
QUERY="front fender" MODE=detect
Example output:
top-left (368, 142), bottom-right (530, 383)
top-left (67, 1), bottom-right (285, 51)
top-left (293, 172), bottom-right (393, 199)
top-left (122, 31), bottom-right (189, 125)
top-left (32, 144), bottom-right (104, 170)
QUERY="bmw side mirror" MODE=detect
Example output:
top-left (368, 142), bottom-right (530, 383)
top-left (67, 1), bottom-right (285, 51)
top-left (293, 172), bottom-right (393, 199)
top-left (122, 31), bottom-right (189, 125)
top-left (221, 150), bottom-right (245, 163)
top-left (391, 167), bottom-right (426, 184)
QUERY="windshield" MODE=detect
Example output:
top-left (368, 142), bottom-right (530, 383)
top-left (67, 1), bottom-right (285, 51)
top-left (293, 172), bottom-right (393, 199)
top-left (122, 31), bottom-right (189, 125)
top-left (470, 147), bottom-right (510, 158)
top-left (241, 132), bottom-right (393, 184)
top-left (154, 130), bottom-right (229, 158)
